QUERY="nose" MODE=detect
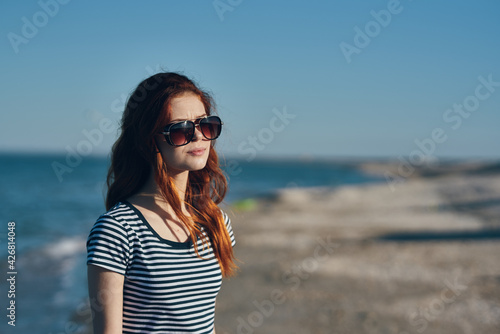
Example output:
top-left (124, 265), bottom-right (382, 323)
top-left (191, 124), bottom-right (204, 141)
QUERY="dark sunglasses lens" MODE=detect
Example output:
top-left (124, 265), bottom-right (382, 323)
top-left (200, 116), bottom-right (222, 139)
top-left (169, 122), bottom-right (194, 146)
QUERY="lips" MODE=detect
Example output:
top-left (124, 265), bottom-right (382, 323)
top-left (187, 148), bottom-right (206, 156)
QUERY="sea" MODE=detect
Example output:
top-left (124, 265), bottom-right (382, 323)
top-left (0, 153), bottom-right (383, 333)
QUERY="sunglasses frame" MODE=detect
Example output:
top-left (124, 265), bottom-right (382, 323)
top-left (160, 115), bottom-right (223, 147)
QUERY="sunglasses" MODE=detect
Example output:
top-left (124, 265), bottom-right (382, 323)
top-left (160, 115), bottom-right (223, 147)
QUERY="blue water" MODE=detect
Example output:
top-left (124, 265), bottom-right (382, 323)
top-left (0, 153), bottom-right (383, 333)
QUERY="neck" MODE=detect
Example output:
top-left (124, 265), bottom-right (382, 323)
top-left (168, 169), bottom-right (190, 201)
top-left (132, 168), bottom-right (190, 214)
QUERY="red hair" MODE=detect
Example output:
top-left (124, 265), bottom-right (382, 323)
top-left (106, 72), bottom-right (236, 277)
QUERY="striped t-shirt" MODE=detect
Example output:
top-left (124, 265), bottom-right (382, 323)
top-left (86, 201), bottom-right (235, 334)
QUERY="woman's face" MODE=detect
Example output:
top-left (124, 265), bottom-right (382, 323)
top-left (155, 92), bottom-right (212, 173)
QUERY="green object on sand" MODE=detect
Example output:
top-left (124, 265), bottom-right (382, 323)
top-left (232, 198), bottom-right (257, 211)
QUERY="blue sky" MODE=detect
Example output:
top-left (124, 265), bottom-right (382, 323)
top-left (1, 0), bottom-right (499, 160)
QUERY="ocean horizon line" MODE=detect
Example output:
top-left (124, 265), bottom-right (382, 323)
top-left (1, 150), bottom-right (499, 164)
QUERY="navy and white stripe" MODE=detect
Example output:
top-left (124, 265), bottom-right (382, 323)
top-left (87, 201), bottom-right (235, 334)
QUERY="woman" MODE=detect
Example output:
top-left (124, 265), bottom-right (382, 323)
top-left (87, 72), bottom-right (237, 334)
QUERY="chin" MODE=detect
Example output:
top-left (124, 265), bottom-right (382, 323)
top-left (186, 166), bottom-right (207, 172)
top-left (186, 158), bottom-right (209, 171)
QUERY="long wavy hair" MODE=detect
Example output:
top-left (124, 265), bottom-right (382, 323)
top-left (106, 72), bottom-right (236, 277)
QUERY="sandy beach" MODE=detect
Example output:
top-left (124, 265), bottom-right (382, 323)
top-left (215, 161), bottom-right (500, 334)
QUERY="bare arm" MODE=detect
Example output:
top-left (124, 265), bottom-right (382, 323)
top-left (213, 301), bottom-right (217, 333)
top-left (87, 264), bottom-right (125, 334)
